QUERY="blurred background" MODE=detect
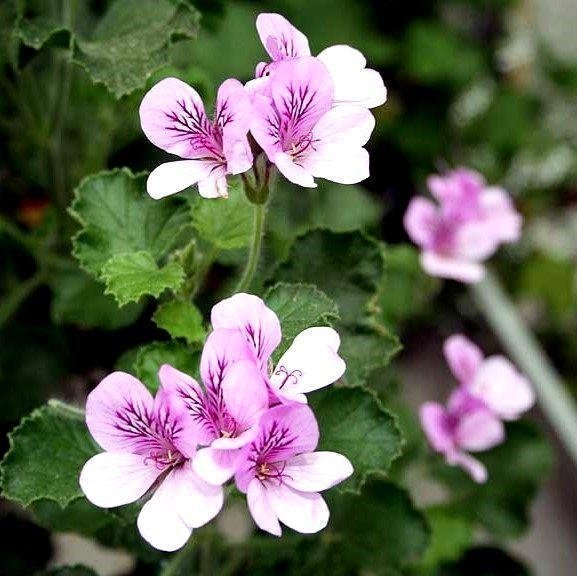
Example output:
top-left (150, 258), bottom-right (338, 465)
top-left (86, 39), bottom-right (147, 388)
top-left (1, 0), bottom-right (577, 574)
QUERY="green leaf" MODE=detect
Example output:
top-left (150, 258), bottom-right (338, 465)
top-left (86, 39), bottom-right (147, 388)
top-left (191, 180), bottom-right (253, 250)
top-left (50, 267), bottom-right (144, 329)
top-left (265, 283), bottom-right (339, 358)
top-left (101, 251), bottom-right (185, 305)
top-left (35, 567), bottom-right (98, 576)
top-left (0, 401), bottom-right (97, 508)
top-left (153, 299), bottom-right (207, 345)
top-left (71, 169), bottom-right (190, 277)
top-left (332, 478), bottom-right (430, 571)
top-left (310, 387), bottom-right (402, 492)
top-left (14, 17), bottom-right (71, 50)
top-left (134, 341), bottom-right (201, 392)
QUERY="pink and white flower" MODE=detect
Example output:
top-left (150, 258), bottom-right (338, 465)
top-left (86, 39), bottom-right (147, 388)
top-left (211, 293), bottom-right (346, 403)
top-left (140, 77), bottom-right (253, 199)
top-left (235, 404), bottom-right (353, 535)
top-left (253, 13), bottom-right (387, 109)
top-left (444, 334), bottom-right (535, 421)
top-left (404, 168), bottom-right (522, 283)
top-left (250, 56), bottom-right (375, 188)
top-left (79, 370), bottom-right (223, 551)
top-left (420, 389), bottom-right (505, 483)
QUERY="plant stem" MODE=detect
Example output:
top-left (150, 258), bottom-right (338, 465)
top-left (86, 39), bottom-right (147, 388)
top-left (234, 202), bottom-right (266, 293)
top-left (471, 269), bottom-right (577, 466)
top-left (0, 272), bottom-right (46, 329)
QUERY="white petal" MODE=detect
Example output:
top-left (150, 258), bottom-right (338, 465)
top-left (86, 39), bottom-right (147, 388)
top-left (305, 146), bottom-right (369, 185)
top-left (421, 251), bottom-right (485, 283)
top-left (193, 447), bottom-right (239, 485)
top-left (267, 484), bottom-right (329, 534)
top-left (274, 152), bottom-right (317, 188)
top-left (147, 160), bottom-right (218, 199)
top-left (198, 174), bottom-right (229, 199)
top-left (79, 452), bottom-right (160, 509)
top-left (247, 479), bottom-right (282, 536)
top-left (283, 452), bottom-right (353, 492)
top-left (312, 106), bottom-right (375, 148)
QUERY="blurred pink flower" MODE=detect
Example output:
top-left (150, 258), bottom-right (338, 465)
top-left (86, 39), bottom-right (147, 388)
top-left (140, 77), bottom-right (253, 199)
top-left (234, 404), bottom-right (353, 535)
top-left (79, 370), bottom-right (223, 551)
top-left (404, 168), bottom-right (522, 283)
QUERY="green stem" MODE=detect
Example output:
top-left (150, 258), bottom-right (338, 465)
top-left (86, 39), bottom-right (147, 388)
top-left (161, 536), bottom-right (197, 576)
top-left (234, 202), bottom-right (266, 293)
top-left (0, 272), bottom-right (46, 329)
top-left (471, 269), bottom-right (577, 466)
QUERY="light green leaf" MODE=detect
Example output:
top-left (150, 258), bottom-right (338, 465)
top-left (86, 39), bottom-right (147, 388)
top-left (101, 251), bottom-right (185, 306)
top-left (0, 401), bottom-right (97, 508)
top-left (309, 387), bottom-right (402, 492)
top-left (153, 300), bottom-right (207, 345)
top-left (191, 180), bottom-right (253, 250)
top-left (265, 283), bottom-right (339, 358)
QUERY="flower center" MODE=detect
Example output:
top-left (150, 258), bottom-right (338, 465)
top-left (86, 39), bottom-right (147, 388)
top-left (146, 448), bottom-right (185, 471)
top-left (256, 461), bottom-right (287, 485)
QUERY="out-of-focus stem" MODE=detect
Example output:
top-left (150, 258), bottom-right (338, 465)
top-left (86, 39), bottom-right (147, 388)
top-left (234, 202), bottom-right (266, 293)
top-left (471, 269), bottom-right (577, 466)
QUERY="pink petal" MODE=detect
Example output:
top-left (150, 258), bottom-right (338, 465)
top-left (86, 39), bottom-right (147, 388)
top-left (447, 451), bottom-right (488, 483)
top-left (317, 45), bottom-right (387, 108)
top-left (247, 479), bottom-right (282, 536)
top-left (283, 451), bottom-right (353, 492)
top-left (193, 447), bottom-right (240, 485)
top-left (469, 357), bottom-right (535, 420)
top-left (139, 77), bottom-right (209, 158)
top-left (85, 372), bottom-right (156, 454)
top-left (210, 294), bottom-right (282, 372)
top-left (443, 334), bottom-right (484, 385)
top-left (453, 220), bottom-right (500, 260)
top-left (403, 197), bottom-right (440, 248)
top-left (147, 160), bottom-right (221, 199)
top-left (480, 186), bottom-right (522, 243)
top-left (270, 327), bottom-right (345, 400)
top-left (256, 13), bottom-right (311, 61)
top-left (79, 452), bottom-right (160, 508)
top-left (311, 105), bottom-right (375, 148)
top-left (273, 152), bottom-right (317, 188)
top-left (419, 402), bottom-right (454, 454)
top-left (266, 484), bottom-right (329, 534)
top-left (455, 407), bottom-right (505, 452)
top-left (421, 251), bottom-right (485, 283)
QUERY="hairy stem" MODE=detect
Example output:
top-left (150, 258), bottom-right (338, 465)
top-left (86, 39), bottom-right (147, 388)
top-left (471, 269), bottom-right (577, 466)
top-left (234, 202), bottom-right (266, 293)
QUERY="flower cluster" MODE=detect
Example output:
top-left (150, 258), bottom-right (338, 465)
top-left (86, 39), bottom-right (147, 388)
top-left (404, 168), bottom-right (522, 283)
top-left (420, 334), bottom-right (535, 483)
top-left (80, 294), bottom-right (352, 551)
top-left (139, 13), bottom-right (386, 199)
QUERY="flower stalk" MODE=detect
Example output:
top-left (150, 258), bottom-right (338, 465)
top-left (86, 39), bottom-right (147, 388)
top-left (471, 269), bottom-right (577, 467)
top-left (234, 201), bottom-right (266, 293)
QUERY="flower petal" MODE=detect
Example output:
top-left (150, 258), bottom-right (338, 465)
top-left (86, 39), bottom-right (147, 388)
top-left (312, 105), bottom-right (375, 149)
top-left (273, 152), bottom-right (317, 188)
top-left (421, 250), bottom-right (485, 283)
top-left (317, 45), bottom-right (387, 108)
top-left (256, 13), bottom-right (311, 61)
top-left (147, 160), bottom-right (220, 200)
top-left (270, 327), bottom-right (345, 400)
top-left (455, 407), bottom-right (505, 452)
top-left (404, 197), bottom-right (440, 248)
top-left (267, 484), bottom-right (329, 534)
top-left (283, 452), bottom-right (353, 492)
top-left (194, 447), bottom-right (240, 485)
top-left (480, 186), bottom-right (522, 243)
top-left (198, 174), bottom-right (229, 199)
top-left (79, 452), bottom-right (160, 508)
top-left (446, 451), bottom-right (488, 483)
top-left (247, 479), bottom-right (282, 536)
top-left (303, 145), bottom-right (369, 185)
top-left (419, 402), bottom-right (454, 454)
top-left (443, 334), bottom-right (484, 385)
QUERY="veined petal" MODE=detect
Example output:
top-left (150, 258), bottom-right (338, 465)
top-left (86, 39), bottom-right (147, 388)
top-left (147, 160), bottom-right (220, 200)
top-left (139, 77), bottom-right (212, 158)
top-left (283, 452), bottom-right (353, 492)
top-left (443, 334), bottom-right (484, 385)
top-left (274, 152), bottom-right (317, 188)
top-left (247, 479), bottom-right (282, 536)
top-left (85, 372), bottom-right (157, 454)
top-left (421, 251), bottom-right (485, 283)
top-left (79, 452), bottom-right (160, 508)
top-left (317, 45), bottom-right (387, 108)
top-left (270, 327), bottom-right (345, 399)
top-left (455, 407), bottom-right (505, 452)
top-left (194, 447), bottom-right (240, 485)
top-left (256, 13), bottom-right (311, 61)
top-left (403, 198), bottom-right (440, 248)
top-left (266, 484), bottom-right (329, 534)
top-left (210, 294), bottom-right (282, 372)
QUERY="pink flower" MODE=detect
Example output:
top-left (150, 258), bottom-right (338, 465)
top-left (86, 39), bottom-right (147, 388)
top-left (79, 370), bottom-right (223, 551)
top-left (139, 77), bottom-right (253, 199)
top-left (210, 293), bottom-right (346, 403)
top-left (253, 13), bottom-right (387, 109)
top-left (250, 57), bottom-right (375, 188)
top-left (404, 168), bottom-right (522, 283)
top-left (444, 334), bottom-right (535, 421)
top-left (234, 404), bottom-right (353, 535)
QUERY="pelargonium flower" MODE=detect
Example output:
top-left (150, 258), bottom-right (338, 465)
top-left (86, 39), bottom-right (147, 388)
top-left (420, 388), bottom-right (505, 483)
top-left (140, 77), bottom-right (253, 199)
top-left (250, 57), bottom-right (375, 188)
top-left (253, 13), bottom-right (387, 109)
top-left (235, 403), bottom-right (353, 535)
top-left (211, 293), bottom-right (346, 403)
top-left (444, 334), bottom-right (534, 421)
top-left (79, 370), bottom-right (223, 551)
top-left (404, 168), bottom-right (522, 283)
